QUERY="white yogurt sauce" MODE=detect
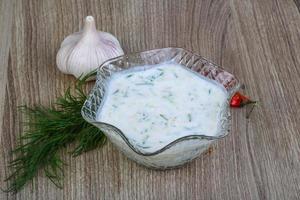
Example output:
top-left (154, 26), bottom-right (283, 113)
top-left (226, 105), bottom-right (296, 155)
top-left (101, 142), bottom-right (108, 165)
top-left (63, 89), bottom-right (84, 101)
top-left (97, 62), bottom-right (228, 152)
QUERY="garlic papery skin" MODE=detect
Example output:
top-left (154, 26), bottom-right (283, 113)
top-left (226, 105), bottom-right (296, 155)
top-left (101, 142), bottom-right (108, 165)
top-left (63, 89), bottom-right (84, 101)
top-left (56, 16), bottom-right (124, 79)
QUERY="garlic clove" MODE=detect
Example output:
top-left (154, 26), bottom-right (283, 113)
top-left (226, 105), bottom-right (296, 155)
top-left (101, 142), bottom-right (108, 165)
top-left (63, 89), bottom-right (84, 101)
top-left (56, 40), bottom-right (77, 74)
top-left (56, 16), bottom-right (124, 79)
top-left (67, 42), bottom-right (98, 78)
top-left (60, 31), bottom-right (82, 47)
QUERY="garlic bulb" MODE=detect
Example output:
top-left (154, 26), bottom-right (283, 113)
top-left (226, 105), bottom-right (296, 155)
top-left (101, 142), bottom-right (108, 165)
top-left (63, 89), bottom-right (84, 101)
top-left (56, 16), bottom-right (124, 78)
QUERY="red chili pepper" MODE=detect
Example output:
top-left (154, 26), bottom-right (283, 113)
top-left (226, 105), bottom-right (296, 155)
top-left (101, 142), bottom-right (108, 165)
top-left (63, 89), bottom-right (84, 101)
top-left (230, 92), bottom-right (256, 108)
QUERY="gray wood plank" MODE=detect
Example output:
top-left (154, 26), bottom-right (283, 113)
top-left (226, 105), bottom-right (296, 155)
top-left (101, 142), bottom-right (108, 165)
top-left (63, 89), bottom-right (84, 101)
top-left (0, 0), bottom-right (299, 199)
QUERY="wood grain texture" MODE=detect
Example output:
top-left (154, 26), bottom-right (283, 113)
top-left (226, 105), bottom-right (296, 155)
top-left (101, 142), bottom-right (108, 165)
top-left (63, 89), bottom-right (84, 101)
top-left (0, 0), bottom-right (300, 199)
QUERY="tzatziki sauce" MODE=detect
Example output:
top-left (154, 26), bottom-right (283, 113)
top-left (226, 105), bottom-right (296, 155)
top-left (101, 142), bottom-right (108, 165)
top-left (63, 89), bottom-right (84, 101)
top-left (97, 62), bottom-right (228, 152)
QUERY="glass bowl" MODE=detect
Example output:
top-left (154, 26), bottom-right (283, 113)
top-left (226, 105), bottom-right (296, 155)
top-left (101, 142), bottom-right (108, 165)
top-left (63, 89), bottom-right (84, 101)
top-left (81, 47), bottom-right (240, 169)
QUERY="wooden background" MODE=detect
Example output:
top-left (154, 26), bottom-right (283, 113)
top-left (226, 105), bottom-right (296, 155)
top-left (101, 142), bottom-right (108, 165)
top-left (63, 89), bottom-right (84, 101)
top-left (1, 0), bottom-right (300, 199)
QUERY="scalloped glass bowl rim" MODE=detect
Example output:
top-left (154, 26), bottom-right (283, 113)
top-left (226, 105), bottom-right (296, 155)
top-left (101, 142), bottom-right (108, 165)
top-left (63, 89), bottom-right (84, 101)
top-left (81, 47), bottom-right (240, 156)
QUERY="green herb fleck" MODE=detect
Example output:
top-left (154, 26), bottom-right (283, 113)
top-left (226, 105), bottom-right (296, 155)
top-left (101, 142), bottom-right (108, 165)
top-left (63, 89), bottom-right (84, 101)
top-left (135, 82), bottom-right (154, 86)
top-left (188, 113), bottom-right (192, 122)
top-left (141, 113), bottom-right (149, 121)
top-left (159, 114), bottom-right (168, 121)
top-left (147, 76), bottom-right (155, 82)
top-left (126, 74), bottom-right (133, 78)
top-left (142, 135), bottom-right (150, 144)
top-left (158, 72), bottom-right (164, 77)
top-left (163, 96), bottom-right (174, 103)
top-left (113, 89), bottom-right (120, 94)
top-left (208, 89), bottom-right (211, 94)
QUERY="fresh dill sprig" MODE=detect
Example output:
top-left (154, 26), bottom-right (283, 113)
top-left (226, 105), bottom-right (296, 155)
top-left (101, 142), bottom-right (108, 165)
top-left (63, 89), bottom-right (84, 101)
top-left (4, 71), bottom-right (106, 193)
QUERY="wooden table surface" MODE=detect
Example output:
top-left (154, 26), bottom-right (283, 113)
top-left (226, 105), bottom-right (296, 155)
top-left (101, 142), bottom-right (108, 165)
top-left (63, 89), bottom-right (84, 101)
top-left (1, 0), bottom-right (300, 199)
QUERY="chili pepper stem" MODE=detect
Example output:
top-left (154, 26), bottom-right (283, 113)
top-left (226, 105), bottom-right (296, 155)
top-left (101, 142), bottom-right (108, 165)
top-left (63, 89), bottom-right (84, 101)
top-left (246, 101), bottom-right (259, 119)
top-left (241, 100), bottom-right (257, 107)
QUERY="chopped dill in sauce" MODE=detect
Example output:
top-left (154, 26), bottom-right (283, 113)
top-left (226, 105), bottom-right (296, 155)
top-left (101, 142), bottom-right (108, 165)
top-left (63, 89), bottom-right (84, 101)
top-left (97, 62), bottom-right (228, 152)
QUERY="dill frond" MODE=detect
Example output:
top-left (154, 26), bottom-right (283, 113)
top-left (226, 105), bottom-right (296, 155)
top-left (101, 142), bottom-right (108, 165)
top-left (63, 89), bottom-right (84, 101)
top-left (4, 71), bottom-right (106, 193)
